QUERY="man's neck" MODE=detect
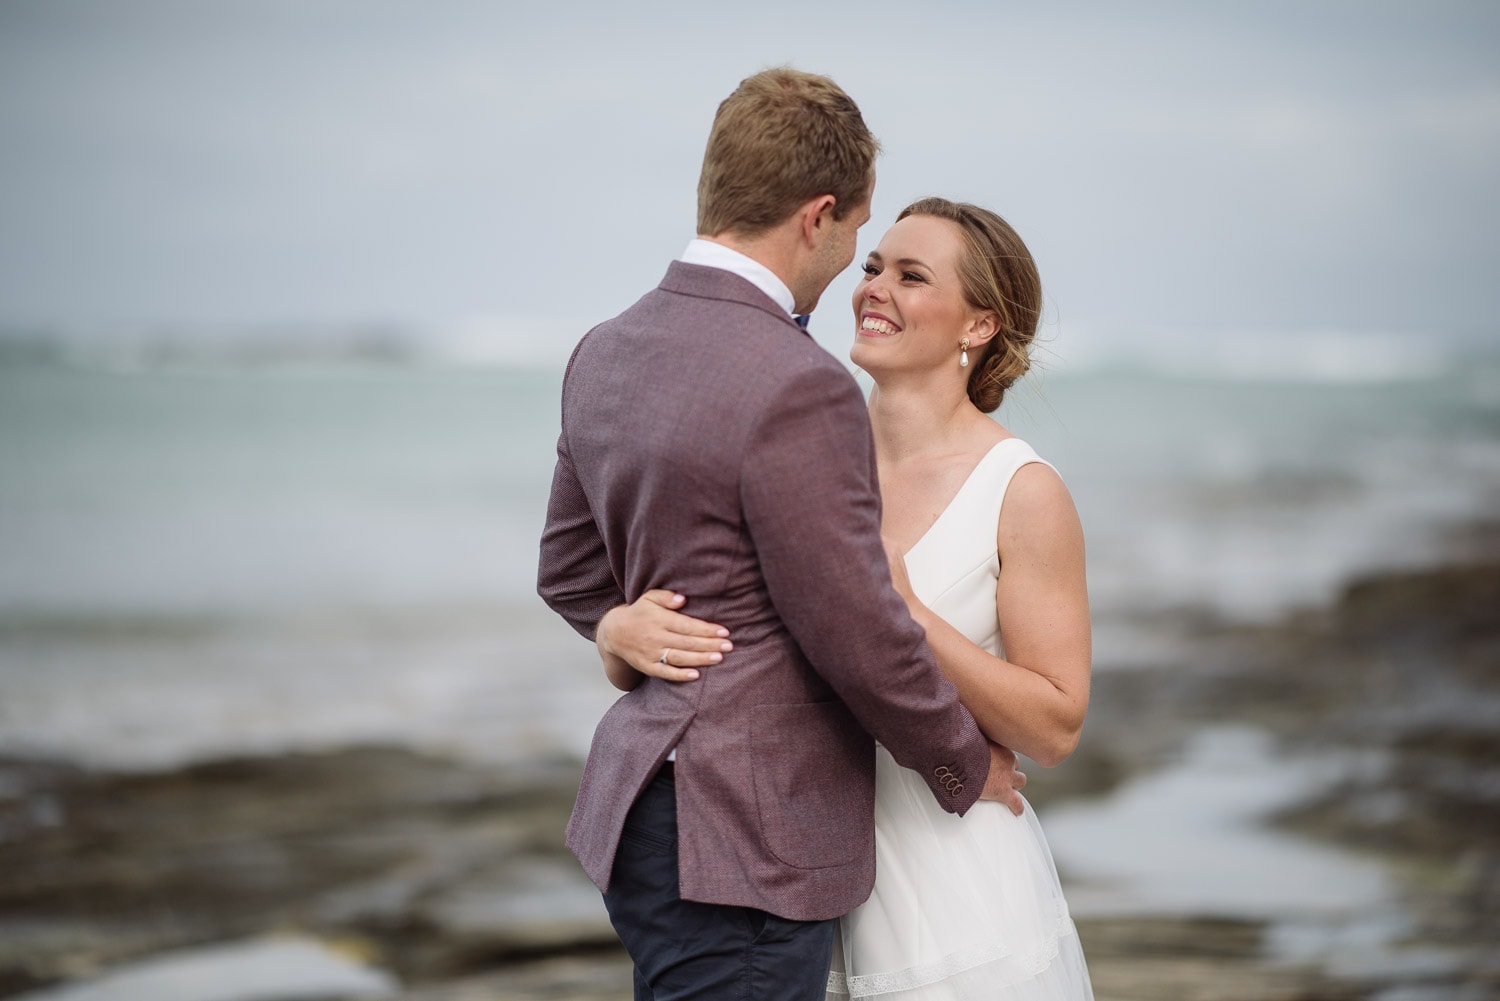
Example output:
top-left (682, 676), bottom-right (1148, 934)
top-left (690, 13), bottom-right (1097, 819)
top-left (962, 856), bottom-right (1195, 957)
top-left (698, 230), bottom-right (800, 307)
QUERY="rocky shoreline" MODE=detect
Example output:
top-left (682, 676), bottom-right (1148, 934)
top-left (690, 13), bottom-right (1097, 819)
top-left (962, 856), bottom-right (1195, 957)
top-left (2, 550), bottom-right (1497, 1001)
top-left (1063, 551), bottom-right (1500, 1000)
top-left (0, 747), bottom-right (619, 997)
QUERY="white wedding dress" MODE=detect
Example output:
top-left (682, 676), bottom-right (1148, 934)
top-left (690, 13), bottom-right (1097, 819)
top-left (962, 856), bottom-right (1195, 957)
top-left (827, 438), bottom-right (1094, 1001)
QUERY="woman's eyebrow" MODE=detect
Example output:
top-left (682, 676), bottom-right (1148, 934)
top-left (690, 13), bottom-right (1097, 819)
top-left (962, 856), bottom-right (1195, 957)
top-left (866, 251), bottom-right (932, 270)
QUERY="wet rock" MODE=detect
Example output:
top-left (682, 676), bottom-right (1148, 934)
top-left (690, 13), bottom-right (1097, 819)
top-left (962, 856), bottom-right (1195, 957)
top-left (1180, 560), bottom-right (1500, 996)
top-left (6, 934), bottom-right (396, 1001)
top-left (0, 746), bottom-right (602, 995)
top-left (391, 952), bottom-right (633, 1001)
top-left (1076, 917), bottom-right (1373, 1000)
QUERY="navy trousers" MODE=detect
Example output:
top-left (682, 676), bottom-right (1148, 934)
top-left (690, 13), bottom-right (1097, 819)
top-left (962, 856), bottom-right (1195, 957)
top-left (602, 764), bottom-right (838, 1001)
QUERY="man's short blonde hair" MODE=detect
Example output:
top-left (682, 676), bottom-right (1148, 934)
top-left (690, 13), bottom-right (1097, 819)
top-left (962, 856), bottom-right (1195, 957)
top-left (697, 67), bottom-right (879, 238)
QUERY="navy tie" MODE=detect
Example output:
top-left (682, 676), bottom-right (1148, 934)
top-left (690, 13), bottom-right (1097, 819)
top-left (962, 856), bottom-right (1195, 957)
top-left (793, 314), bottom-right (810, 331)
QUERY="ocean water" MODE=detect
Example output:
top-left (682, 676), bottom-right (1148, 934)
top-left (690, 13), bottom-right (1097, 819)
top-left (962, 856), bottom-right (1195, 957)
top-left (1, 331), bottom-right (1498, 771)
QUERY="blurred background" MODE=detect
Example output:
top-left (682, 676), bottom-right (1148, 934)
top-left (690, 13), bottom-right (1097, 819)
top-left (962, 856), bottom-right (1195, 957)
top-left (1, 2), bottom-right (1497, 1000)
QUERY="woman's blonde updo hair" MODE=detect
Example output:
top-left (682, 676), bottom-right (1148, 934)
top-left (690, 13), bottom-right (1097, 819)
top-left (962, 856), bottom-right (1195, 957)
top-left (896, 197), bottom-right (1041, 413)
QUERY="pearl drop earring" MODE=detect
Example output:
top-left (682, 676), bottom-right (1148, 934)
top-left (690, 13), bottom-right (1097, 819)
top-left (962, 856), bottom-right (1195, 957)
top-left (959, 337), bottom-right (970, 368)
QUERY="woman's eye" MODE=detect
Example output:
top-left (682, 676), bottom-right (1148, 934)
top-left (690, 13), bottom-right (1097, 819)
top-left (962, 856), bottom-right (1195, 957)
top-left (902, 271), bottom-right (924, 282)
top-left (861, 263), bottom-right (879, 276)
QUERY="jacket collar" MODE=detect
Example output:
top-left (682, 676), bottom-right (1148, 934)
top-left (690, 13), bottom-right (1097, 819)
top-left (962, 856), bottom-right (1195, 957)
top-left (660, 261), bottom-right (806, 333)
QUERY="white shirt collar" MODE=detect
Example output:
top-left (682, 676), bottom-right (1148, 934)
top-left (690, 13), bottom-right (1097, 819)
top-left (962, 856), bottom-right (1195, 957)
top-left (679, 239), bottom-right (796, 317)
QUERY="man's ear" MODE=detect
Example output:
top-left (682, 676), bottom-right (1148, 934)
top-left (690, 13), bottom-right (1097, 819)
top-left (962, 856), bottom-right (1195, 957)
top-left (799, 194), bottom-right (838, 246)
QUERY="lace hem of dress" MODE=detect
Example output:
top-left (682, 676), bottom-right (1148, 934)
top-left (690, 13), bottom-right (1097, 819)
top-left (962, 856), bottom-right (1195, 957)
top-left (826, 915), bottom-right (1076, 998)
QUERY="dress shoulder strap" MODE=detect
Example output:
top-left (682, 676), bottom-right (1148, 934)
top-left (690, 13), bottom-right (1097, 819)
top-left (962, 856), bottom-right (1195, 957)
top-left (946, 438), bottom-right (1055, 542)
top-left (902, 437), bottom-right (1056, 617)
top-left (903, 438), bottom-right (1055, 592)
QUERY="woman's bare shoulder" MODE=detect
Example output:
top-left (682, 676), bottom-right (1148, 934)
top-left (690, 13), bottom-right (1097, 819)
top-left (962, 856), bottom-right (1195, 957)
top-left (997, 458), bottom-right (1083, 551)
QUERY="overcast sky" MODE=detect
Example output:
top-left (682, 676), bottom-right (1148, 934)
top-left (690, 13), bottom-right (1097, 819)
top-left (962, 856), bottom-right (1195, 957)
top-left (1, 1), bottom-right (1497, 357)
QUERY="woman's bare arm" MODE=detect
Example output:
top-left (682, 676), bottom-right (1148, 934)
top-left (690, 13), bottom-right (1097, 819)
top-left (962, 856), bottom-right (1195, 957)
top-left (890, 463), bottom-right (1091, 766)
top-left (594, 590), bottom-right (733, 691)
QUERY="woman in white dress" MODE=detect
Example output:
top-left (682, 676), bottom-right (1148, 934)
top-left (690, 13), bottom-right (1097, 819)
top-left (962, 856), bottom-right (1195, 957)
top-left (595, 197), bottom-right (1094, 1000)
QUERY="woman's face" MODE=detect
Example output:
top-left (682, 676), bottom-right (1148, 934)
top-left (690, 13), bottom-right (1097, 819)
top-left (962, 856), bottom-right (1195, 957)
top-left (848, 214), bottom-right (976, 376)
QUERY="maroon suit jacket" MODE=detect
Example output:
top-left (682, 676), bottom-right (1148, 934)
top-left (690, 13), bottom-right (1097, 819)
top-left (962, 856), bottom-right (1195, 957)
top-left (538, 261), bottom-right (991, 921)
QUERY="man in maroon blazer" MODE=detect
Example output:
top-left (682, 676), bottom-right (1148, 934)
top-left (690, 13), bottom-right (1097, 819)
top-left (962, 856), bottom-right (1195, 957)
top-left (538, 67), bottom-right (1017, 1000)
